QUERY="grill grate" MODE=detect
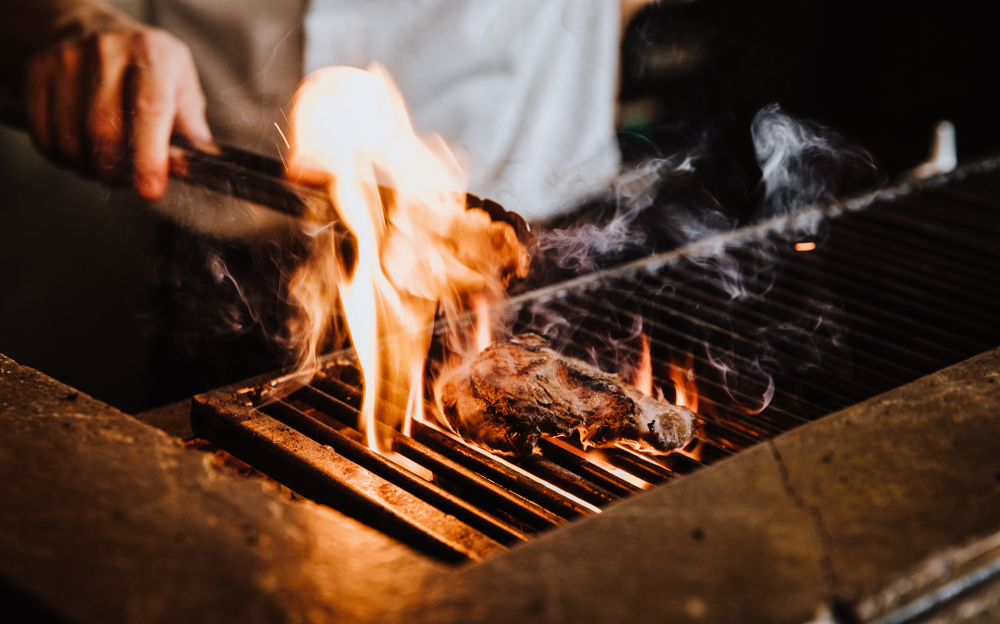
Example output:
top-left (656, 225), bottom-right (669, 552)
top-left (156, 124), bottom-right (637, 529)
top-left (191, 157), bottom-right (1000, 562)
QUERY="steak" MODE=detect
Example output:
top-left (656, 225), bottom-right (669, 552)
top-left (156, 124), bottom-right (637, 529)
top-left (438, 334), bottom-right (696, 457)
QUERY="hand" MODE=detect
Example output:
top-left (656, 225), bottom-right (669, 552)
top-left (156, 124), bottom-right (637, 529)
top-left (23, 17), bottom-right (211, 200)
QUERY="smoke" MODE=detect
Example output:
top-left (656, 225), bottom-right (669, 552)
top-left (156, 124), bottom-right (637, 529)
top-left (158, 104), bottom-right (878, 420)
top-left (509, 104), bottom-right (883, 419)
top-left (753, 103), bottom-right (884, 222)
top-left (145, 226), bottom-right (301, 401)
top-left (532, 157), bottom-right (686, 272)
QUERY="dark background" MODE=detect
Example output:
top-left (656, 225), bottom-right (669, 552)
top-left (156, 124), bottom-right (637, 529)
top-left (1, 0), bottom-right (998, 414)
top-left (619, 0), bottom-right (1000, 175)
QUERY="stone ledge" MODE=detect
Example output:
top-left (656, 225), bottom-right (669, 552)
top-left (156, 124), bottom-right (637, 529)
top-left (0, 353), bottom-right (443, 624)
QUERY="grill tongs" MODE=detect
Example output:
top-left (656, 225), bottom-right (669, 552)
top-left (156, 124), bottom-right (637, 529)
top-left (0, 96), bottom-right (531, 241)
top-left (167, 138), bottom-right (325, 220)
top-left (167, 140), bottom-right (533, 249)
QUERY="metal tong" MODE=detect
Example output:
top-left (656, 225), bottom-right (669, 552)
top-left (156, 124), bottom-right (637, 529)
top-left (0, 94), bottom-right (322, 218)
top-left (0, 95), bottom-right (531, 242)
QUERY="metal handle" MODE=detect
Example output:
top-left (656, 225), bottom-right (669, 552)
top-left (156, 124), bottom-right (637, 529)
top-left (0, 93), bottom-right (318, 218)
top-left (0, 95), bottom-right (531, 238)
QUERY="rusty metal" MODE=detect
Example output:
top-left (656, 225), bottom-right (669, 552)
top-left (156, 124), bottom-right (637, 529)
top-left (507, 454), bottom-right (621, 508)
top-left (536, 439), bottom-right (642, 497)
top-left (409, 420), bottom-right (596, 520)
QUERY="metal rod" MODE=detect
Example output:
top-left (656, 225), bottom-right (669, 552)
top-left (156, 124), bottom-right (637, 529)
top-left (541, 297), bottom-right (818, 433)
top-left (536, 439), bottom-right (642, 497)
top-left (508, 454), bottom-right (622, 508)
top-left (304, 366), bottom-right (597, 520)
top-left (0, 97), bottom-right (321, 219)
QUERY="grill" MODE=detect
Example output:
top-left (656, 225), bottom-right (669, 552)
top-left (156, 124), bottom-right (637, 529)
top-left (191, 156), bottom-right (1000, 566)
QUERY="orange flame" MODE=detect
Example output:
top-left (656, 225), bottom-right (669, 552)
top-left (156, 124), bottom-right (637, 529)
top-left (285, 65), bottom-right (527, 452)
top-left (473, 294), bottom-right (492, 353)
top-left (669, 354), bottom-right (699, 414)
top-left (632, 333), bottom-right (653, 397)
top-left (546, 438), bottom-right (651, 490)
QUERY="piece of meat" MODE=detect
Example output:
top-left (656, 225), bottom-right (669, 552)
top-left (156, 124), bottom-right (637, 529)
top-left (438, 334), bottom-right (696, 457)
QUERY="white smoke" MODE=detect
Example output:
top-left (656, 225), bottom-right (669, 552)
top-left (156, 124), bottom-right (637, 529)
top-left (753, 103), bottom-right (883, 222)
top-left (512, 104), bottom-right (884, 419)
top-left (533, 155), bottom-right (693, 272)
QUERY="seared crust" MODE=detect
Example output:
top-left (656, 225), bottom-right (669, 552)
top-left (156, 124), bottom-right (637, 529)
top-left (440, 334), bottom-right (695, 457)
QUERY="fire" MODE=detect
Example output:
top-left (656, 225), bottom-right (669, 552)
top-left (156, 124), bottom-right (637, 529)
top-left (284, 65), bottom-right (528, 452)
top-left (472, 294), bottom-right (493, 353)
top-left (631, 333), bottom-right (653, 397)
top-left (794, 241), bottom-right (816, 251)
top-left (545, 438), bottom-right (651, 490)
top-left (669, 354), bottom-right (699, 414)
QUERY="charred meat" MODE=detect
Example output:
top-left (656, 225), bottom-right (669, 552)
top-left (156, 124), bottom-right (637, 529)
top-left (439, 334), bottom-right (696, 457)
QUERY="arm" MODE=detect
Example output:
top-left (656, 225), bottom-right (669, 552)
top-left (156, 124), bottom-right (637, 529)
top-left (0, 0), bottom-right (211, 200)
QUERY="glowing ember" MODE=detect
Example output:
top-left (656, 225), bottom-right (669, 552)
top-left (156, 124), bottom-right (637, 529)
top-left (795, 241), bottom-right (816, 251)
top-left (669, 354), bottom-right (699, 414)
top-left (285, 64), bottom-right (528, 453)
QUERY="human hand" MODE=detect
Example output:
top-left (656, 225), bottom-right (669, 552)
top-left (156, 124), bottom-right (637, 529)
top-left (23, 14), bottom-right (211, 200)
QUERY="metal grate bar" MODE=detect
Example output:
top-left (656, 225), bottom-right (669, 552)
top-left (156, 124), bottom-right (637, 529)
top-left (531, 299), bottom-right (789, 442)
top-left (409, 420), bottom-right (596, 519)
top-left (559, 293), bottom-right (827, 429)
top-left (304, 373), bottom-right (581, 527)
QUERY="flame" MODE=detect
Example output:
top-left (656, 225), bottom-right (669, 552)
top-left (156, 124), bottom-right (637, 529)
top-left (794, 241), bottom-right (816, 251)
top-left (285, 65), bottom-right (527, 452)
top-left (473, 294), bottom-right (492, 353)
top-left (631, 333), bottom-right (653, 397)
top-left (669, 354), bottom-right (699, 414)
top-left (545, 438), bottom-right (651, 490)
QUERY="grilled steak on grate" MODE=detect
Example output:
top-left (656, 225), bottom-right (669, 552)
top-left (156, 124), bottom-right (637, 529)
top-left (439, 334), bottom-right (696, 457)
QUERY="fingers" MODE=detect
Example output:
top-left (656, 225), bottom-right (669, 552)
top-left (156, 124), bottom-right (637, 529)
top-left (86, 34), bottom-right (129, 184)
top-left (50, 44), bottom-right (87, 171)
top-left (127, 33), bottom-right (175, 200)
top-left (173, 55), bottom-right (212, 149)
top-left (24, 53), bottom-right (53, 156)
top-left (21, 26), bottom-right (212, 201)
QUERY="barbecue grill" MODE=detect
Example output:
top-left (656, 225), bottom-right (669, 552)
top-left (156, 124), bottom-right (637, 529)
top-left (2, 155), bottom-right (1000, 624)
top-left (185, 158), bottom-right (1000, 615)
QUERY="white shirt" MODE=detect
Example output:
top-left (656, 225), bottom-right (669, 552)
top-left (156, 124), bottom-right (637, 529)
top-left (151, 0), bottom-right (621, 222)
